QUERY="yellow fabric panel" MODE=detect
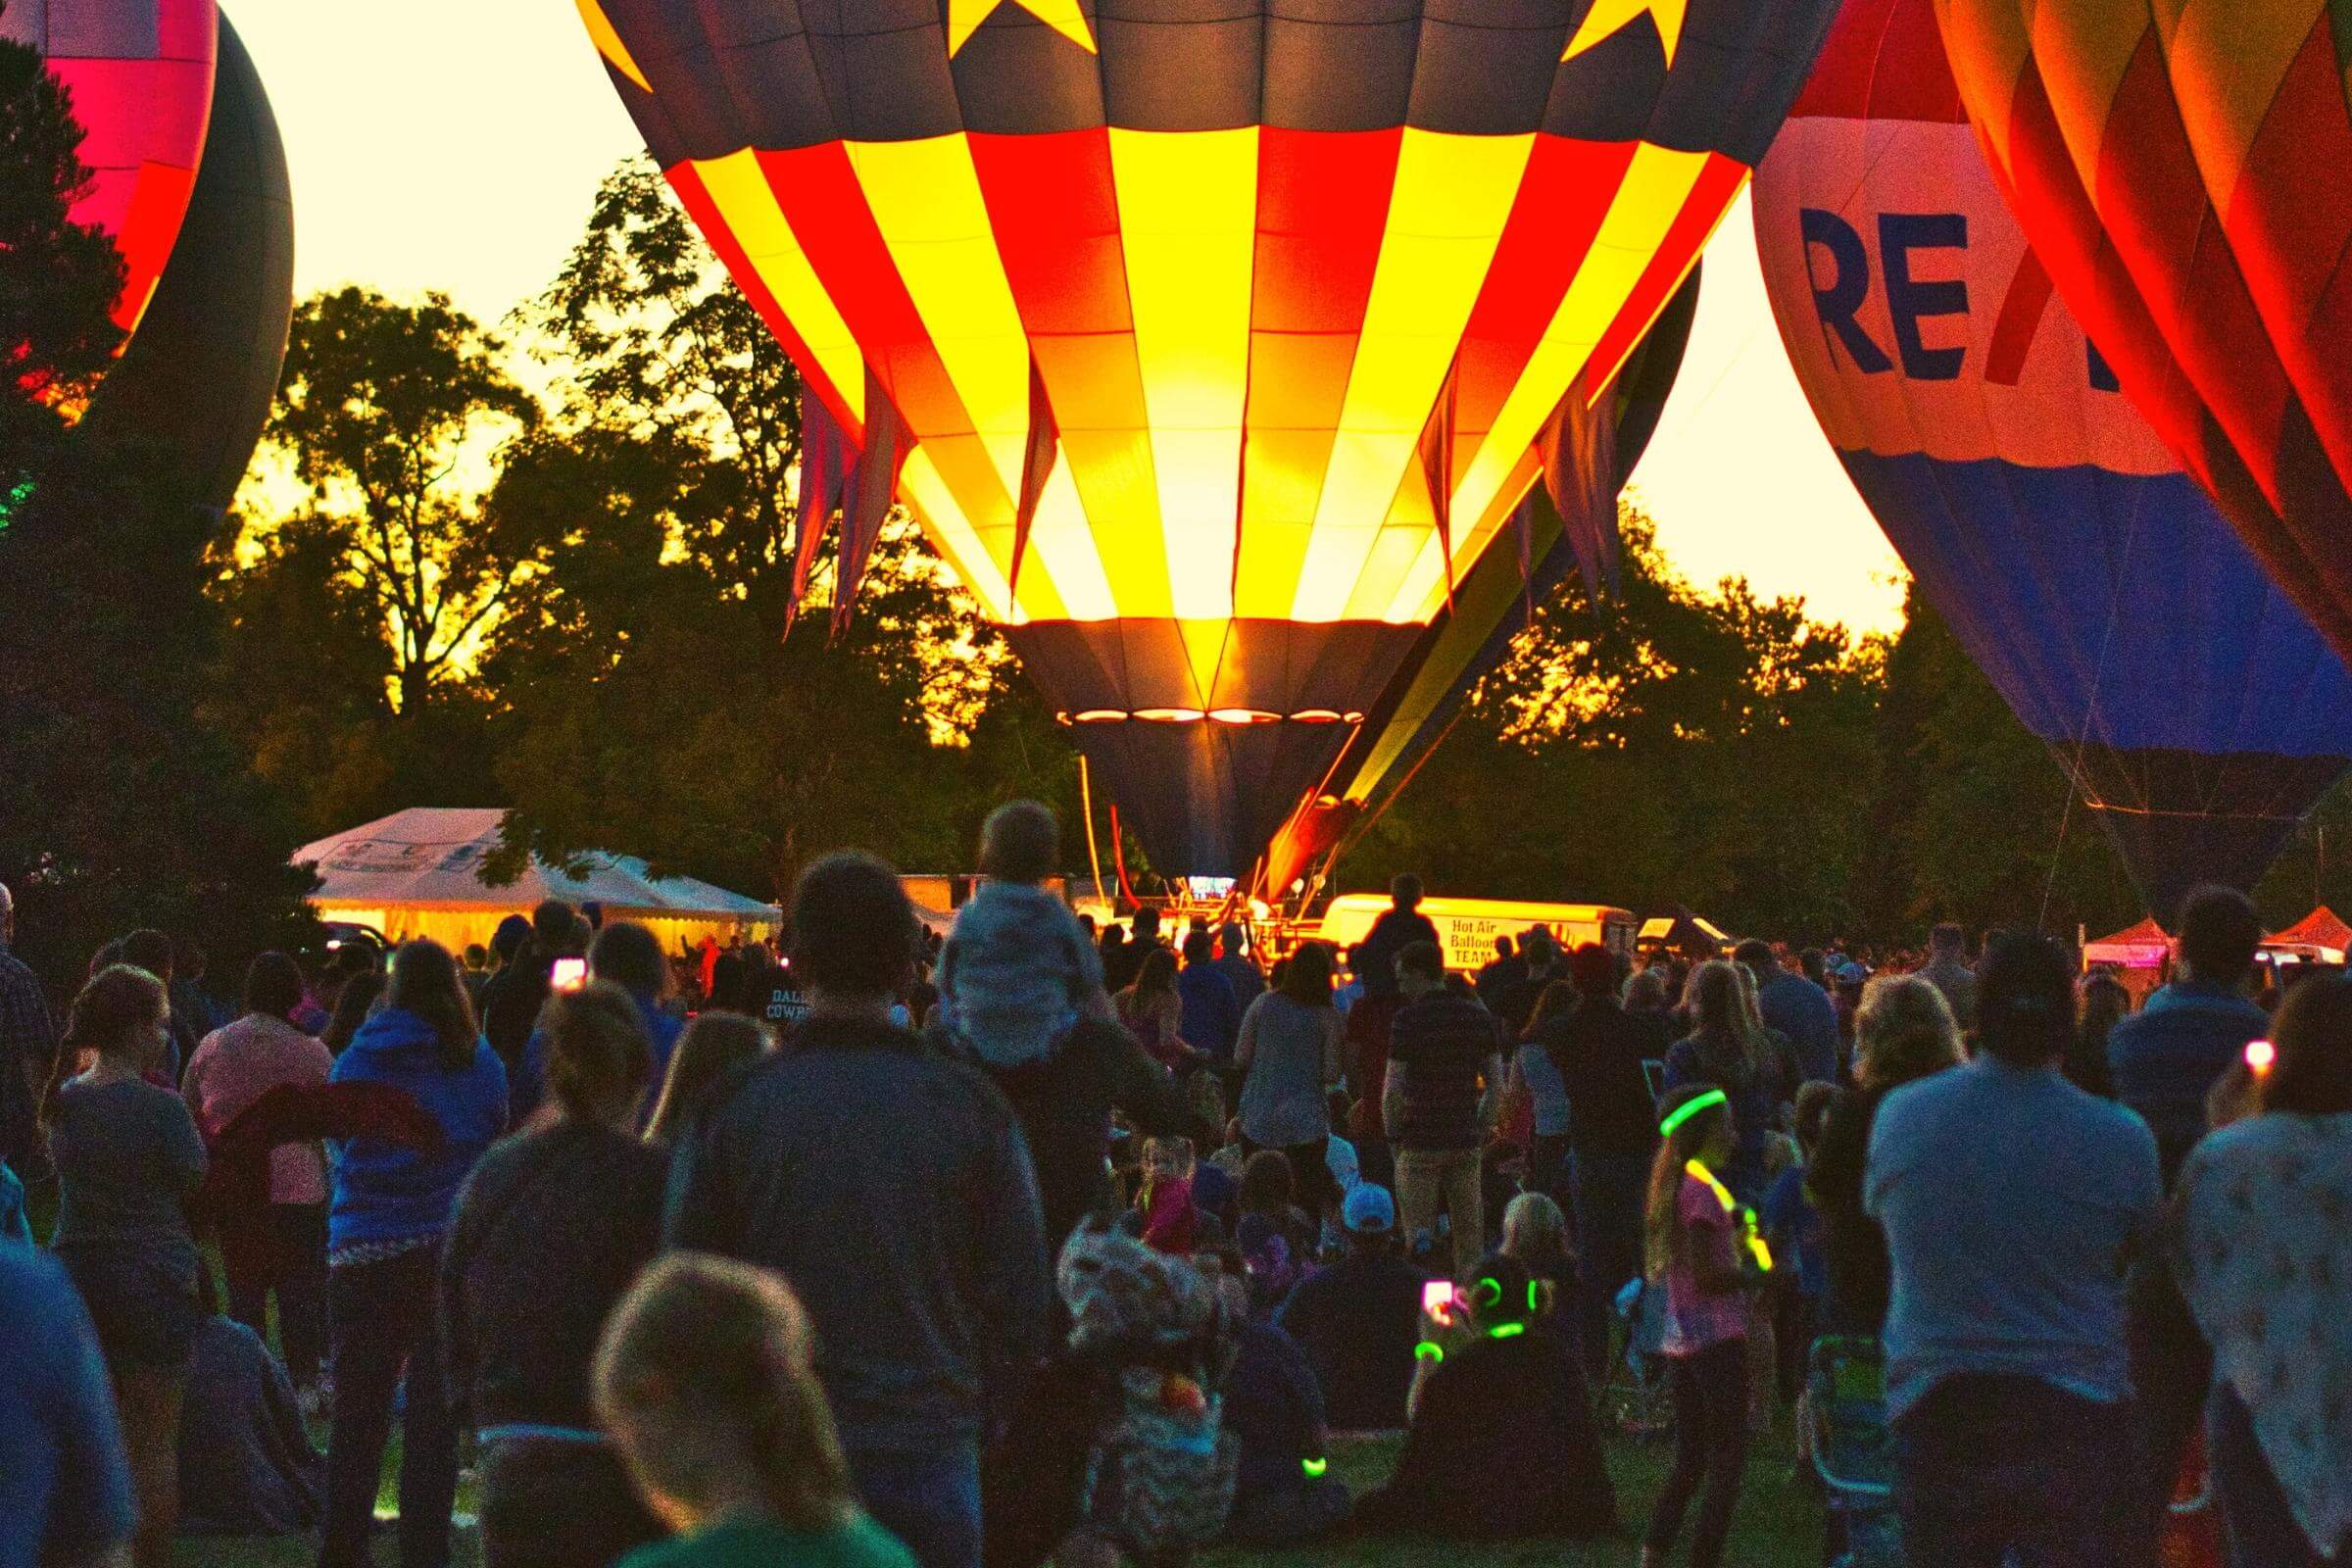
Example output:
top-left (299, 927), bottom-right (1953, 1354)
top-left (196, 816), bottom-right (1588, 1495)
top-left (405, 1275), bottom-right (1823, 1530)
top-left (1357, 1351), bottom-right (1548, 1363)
top-left (1291, 129), bottom-right (1535, 622)
top-left (1562, 0), bottom-right (1690, 67)
top-left (947, 0), bottom-right (1099, 56)
top-left (1058, 424), bottom-right (1173, 619)
top-left (1022, 454), bottom-right (1119, 621)
top-left (1390, 448), bottom-right (1543, 625)
top-left (1109, 126), bottom-right (1259, 622)
top-left (1449, 141), bottom-right (1706, 545)
top-left (692, 150), bottom-right (864, 423)
top-left (575, 0), bottom-right (651, 92)
top-left (846, 136), bottom-right (1033, 506)
top-left (901, 447), bottom-right (1017, 621)
top-left (2019, 0), bottom-right (2158, 193)
top-left (2166, 0), bottom-right (2323, 220)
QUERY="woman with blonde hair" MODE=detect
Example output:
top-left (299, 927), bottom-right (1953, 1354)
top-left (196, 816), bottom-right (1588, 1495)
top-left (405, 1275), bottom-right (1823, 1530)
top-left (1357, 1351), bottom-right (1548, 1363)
top-left (1806, 974), bottom-right (1962, 1334)
top-left (594, 1253), bottom-right (913, 1568)
top-left (1499, 1190), bottom-right (1574, 1300)
top-left (643, 1011), bottom-right (770, 1147)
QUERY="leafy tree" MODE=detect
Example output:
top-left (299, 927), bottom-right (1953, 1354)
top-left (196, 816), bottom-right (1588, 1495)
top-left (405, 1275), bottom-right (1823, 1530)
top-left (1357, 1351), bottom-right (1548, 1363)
top-left (266, 286), bottom-right (541, 713)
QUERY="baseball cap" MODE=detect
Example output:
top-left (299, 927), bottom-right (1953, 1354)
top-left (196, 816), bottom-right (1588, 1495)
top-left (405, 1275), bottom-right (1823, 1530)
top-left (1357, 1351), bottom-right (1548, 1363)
top-left (1343, 1183), bottom-right (1396, 1235)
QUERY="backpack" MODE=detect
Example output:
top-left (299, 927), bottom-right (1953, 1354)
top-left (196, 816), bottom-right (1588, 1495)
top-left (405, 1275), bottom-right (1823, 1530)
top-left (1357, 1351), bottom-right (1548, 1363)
top-left (1081, 1367), bottom-right (1240, 1564)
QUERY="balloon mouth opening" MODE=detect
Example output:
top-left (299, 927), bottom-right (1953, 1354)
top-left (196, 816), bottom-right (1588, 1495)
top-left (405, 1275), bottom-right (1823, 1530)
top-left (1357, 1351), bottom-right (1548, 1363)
top-left (1054, 709), bottom-right (1362, 726)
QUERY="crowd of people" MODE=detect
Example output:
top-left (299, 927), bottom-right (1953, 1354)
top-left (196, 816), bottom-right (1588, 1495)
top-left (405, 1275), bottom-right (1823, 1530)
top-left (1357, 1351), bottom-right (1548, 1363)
top-left (0, 822), bottom-right (2347, 1568)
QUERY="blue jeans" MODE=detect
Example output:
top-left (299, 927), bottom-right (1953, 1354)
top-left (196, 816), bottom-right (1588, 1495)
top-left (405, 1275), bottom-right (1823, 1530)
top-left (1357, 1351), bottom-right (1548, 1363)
top-left (2210, 1383), bottom-right (2328, 1567)
top-left (1893, 1374), bottom-right (2145, 1568)
top-left (850, 1444), bottom-right (982, 1568)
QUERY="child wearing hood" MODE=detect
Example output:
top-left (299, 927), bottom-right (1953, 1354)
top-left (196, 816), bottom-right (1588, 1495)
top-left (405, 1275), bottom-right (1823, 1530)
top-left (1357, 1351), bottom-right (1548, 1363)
top-left (935, 803), bottom-right (1111, 1069)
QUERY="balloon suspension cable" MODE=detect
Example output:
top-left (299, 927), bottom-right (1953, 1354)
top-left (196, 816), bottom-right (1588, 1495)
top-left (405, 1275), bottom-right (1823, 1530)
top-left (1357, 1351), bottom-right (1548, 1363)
top-left (1109, 803), bottom-right (1142, 912)
top-left (2038, 481), bottom-right (2147, 933)
top-left (1079, 753), bottom-right (1107, 908)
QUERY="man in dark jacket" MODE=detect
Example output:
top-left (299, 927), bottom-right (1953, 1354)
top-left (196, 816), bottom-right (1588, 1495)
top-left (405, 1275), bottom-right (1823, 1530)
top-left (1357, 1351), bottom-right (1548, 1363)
top-left (1355, 874), bottom-right (1440, 1003)
top-left (478, 900), bottom-right (572, 1082)
top-left (1385, 942), bottom-right (1505, 1280)
top-left (1536, 944), bottom-right (1664, 1380)
top-left (665, 853), bottom-right (1051, 1568)
top-left (1736, 938), bottom-right (1841, 1086)
top-left (2106, 884), bottom-right (2268, 1544)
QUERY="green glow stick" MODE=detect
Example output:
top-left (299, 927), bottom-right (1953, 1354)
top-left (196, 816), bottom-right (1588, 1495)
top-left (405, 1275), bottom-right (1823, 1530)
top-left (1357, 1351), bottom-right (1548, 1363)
top-left (1659, 1087), bottom-right (1728, 1138)
top-left (1301, 1457), bottom-right (1328, 1478)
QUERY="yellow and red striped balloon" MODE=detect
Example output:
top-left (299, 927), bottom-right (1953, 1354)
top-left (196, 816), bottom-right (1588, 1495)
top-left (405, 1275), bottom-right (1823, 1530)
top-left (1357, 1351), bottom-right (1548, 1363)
top-left (578, 0), bottom-right (1838, 874)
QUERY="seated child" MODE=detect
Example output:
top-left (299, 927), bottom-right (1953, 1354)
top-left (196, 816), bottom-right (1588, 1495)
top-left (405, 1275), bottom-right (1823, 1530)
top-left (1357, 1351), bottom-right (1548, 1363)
top-left (936, 802), bottom-right (1108, 1069)
top-left (1354, 1252), bottom-right (1617, 1541)
top-left (1134, 1136), bottom-right (1199, 1256)
top-left (593, 1254), bottom-right (915, 1568)
top-left (1210, 1274), bottom-right (1350, 1546)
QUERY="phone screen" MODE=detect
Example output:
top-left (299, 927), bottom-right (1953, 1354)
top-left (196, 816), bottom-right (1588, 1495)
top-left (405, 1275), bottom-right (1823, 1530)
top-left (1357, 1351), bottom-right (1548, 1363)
top-left (1421, 1279), bottom-right (1454, 1326)
top-left (550, 956), bottom-right (588, 993)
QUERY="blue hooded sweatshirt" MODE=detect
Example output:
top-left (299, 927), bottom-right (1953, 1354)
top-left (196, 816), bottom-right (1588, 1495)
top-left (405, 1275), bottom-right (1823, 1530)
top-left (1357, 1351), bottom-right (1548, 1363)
top-left (327, 1007), bottom-right (508, 1252)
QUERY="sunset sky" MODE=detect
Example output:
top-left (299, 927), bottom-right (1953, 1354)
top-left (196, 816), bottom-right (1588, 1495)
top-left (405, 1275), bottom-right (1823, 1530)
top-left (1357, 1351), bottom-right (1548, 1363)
top-left (225, 0), bottom-right (1907, 635)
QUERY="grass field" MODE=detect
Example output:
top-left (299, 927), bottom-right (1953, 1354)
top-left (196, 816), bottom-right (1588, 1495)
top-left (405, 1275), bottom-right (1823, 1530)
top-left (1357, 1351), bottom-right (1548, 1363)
top-left (173, 1418), bottom-right (1828, 1568)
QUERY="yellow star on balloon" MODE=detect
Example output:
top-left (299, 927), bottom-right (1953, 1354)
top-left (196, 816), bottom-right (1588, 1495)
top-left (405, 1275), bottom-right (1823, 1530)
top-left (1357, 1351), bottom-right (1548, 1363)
top-left (947, 0), bottom-right (1098, 57)
top-left (1562, 0), bottom-right (1689, 68)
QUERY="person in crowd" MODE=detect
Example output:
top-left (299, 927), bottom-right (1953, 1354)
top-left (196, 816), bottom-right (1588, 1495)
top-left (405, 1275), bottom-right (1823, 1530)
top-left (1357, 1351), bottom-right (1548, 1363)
top-left (1918, 923), bottom-right (1978, 1031)
top-left (2105, 885), bottom-right (2274, 1547)
top-left (479, 898), bottom-right (572, 1082)
top-left (934, 802), bottom-right (1105, 1072)
top-left (173, 1312), bottom-right (323, 1538)
top-left (1735, 939), bottom-right (1840, 1087)
top-left (1354, 874), bottom-right (1440, 1004)
top-left (1216, 1271), bottom-right (1351, 1546)
top-left (1490, 928), bottom-right (1559, 1039)
top-left (318, 968), bottom-right (381, 1058)
top-left (643, 1011), bottom-right (769, 1147)
top-left (169, 940), bottom-right (228, 1043)
top-left (1385, 941), bottom-right (1507, 1280)
top-left (1114, 948), bottom-right (1189, 1071)
top-left (1510, 981), bottom-right (1575, 1203)
top-left (594, 1253), bottom-right (918, 1568)
top-left (1663, 960), bottom-right (1784, 1206)
top-left (1134, 1134), bottom-right (1200, 1256)
top-left (1236, 941), bottom-right (1343, 1213)
top-left (2173, 972), bottom-right (2352, 1567)
top-left (117, 930), bottom-right (197, 1084)
top-left (1356, 1251), bottom-right (1615, 1540)
top-left (0, 880), bottom-right (58, 1179)
top-left (179, 952), bottom-right (334, 1403)
top-left (513, 919), bottom-right (685, 1127)
top-left (1866, 931), bottom-right (2159, 1565)
top-left (1215, 922), bottom-right (1265, 1009)
top-left (737, 940), bottom-right (810, 1032)
top-left (1621, 966), bottom-right (1672, 1039)
top-left (1234, 1150), bottom-right (1316, 1311)
top-left (1276, 1183), bottom-right (1424, 1430)
top-left (1473, 935), bottom-right (1523, 1015)
top-left (460, 944), bottom-right (492, 1004)
top-left (664, 853), bottom-right (1051, 1568)
top-left (2068, 970), bottom-right (2129, 1098)
top-left (1538, 943), bottom-right (1665, 1376)
top-left (1175, 931), bottom-right (1242, 1064)
top-left (1498, 1190), bottom-right (1574, 1309)
top-left (444, 981), bottom-right (668, 1568)
top-left (1, 1242), bottom-right (136, 1568)
top-left (1333, 946), bottom-right (1366, 1017)
top-left (40, 965), bottom-right (206, 1568)
top-left (1098, 924), bottom-right (1134, 997)
top-left (1807, 974), bottom-right (1962, 1336)
top-left (319, 939), bottom-right (509, 1568)
top-left (1760, 1082), bottom-right (1832, 1406)
top-left (1641, 1085), bottom-right (1765, 1568)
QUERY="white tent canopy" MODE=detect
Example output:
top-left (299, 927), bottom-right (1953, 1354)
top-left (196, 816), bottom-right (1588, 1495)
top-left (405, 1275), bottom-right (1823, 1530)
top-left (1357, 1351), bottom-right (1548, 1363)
top-left (294, 808), bottom-right (778, 954)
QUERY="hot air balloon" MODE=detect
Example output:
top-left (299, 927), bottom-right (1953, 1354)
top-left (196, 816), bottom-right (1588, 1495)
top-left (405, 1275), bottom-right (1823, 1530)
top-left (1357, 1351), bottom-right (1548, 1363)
top-left (4, 0), bottom-right (217, 338)
top-left (1754, 0), bottom-right (2352, 919)
top-left (1933, 0), bottom-right (2352, 669)
top-left (577, 0), bottom-right (1840, 876)
top-left (9, 0), bottom-right (295, 514)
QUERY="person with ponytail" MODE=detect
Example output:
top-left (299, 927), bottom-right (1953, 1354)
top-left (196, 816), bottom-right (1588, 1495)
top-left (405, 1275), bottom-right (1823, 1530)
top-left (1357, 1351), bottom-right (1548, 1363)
top-left (1662, 961), bottom-right (1781, 1206)
top-left (594, 1253), bottom-right (916, 1568)
top-left (1641, 1084), bottom-right (1769, 1568)
top-left (443, 981), bottom-right (668, 1568)
top-left (43, 963), bottom-right (207, 1568)
top-left (318, 939), bottom-right (507, 1568)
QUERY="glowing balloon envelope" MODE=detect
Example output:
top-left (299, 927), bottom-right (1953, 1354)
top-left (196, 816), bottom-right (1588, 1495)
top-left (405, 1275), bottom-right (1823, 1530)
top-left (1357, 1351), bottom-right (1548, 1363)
top-left (1756, 0), bottom-right (2352, 918)
top-left (579, 0), bottom-right (1839, 873)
